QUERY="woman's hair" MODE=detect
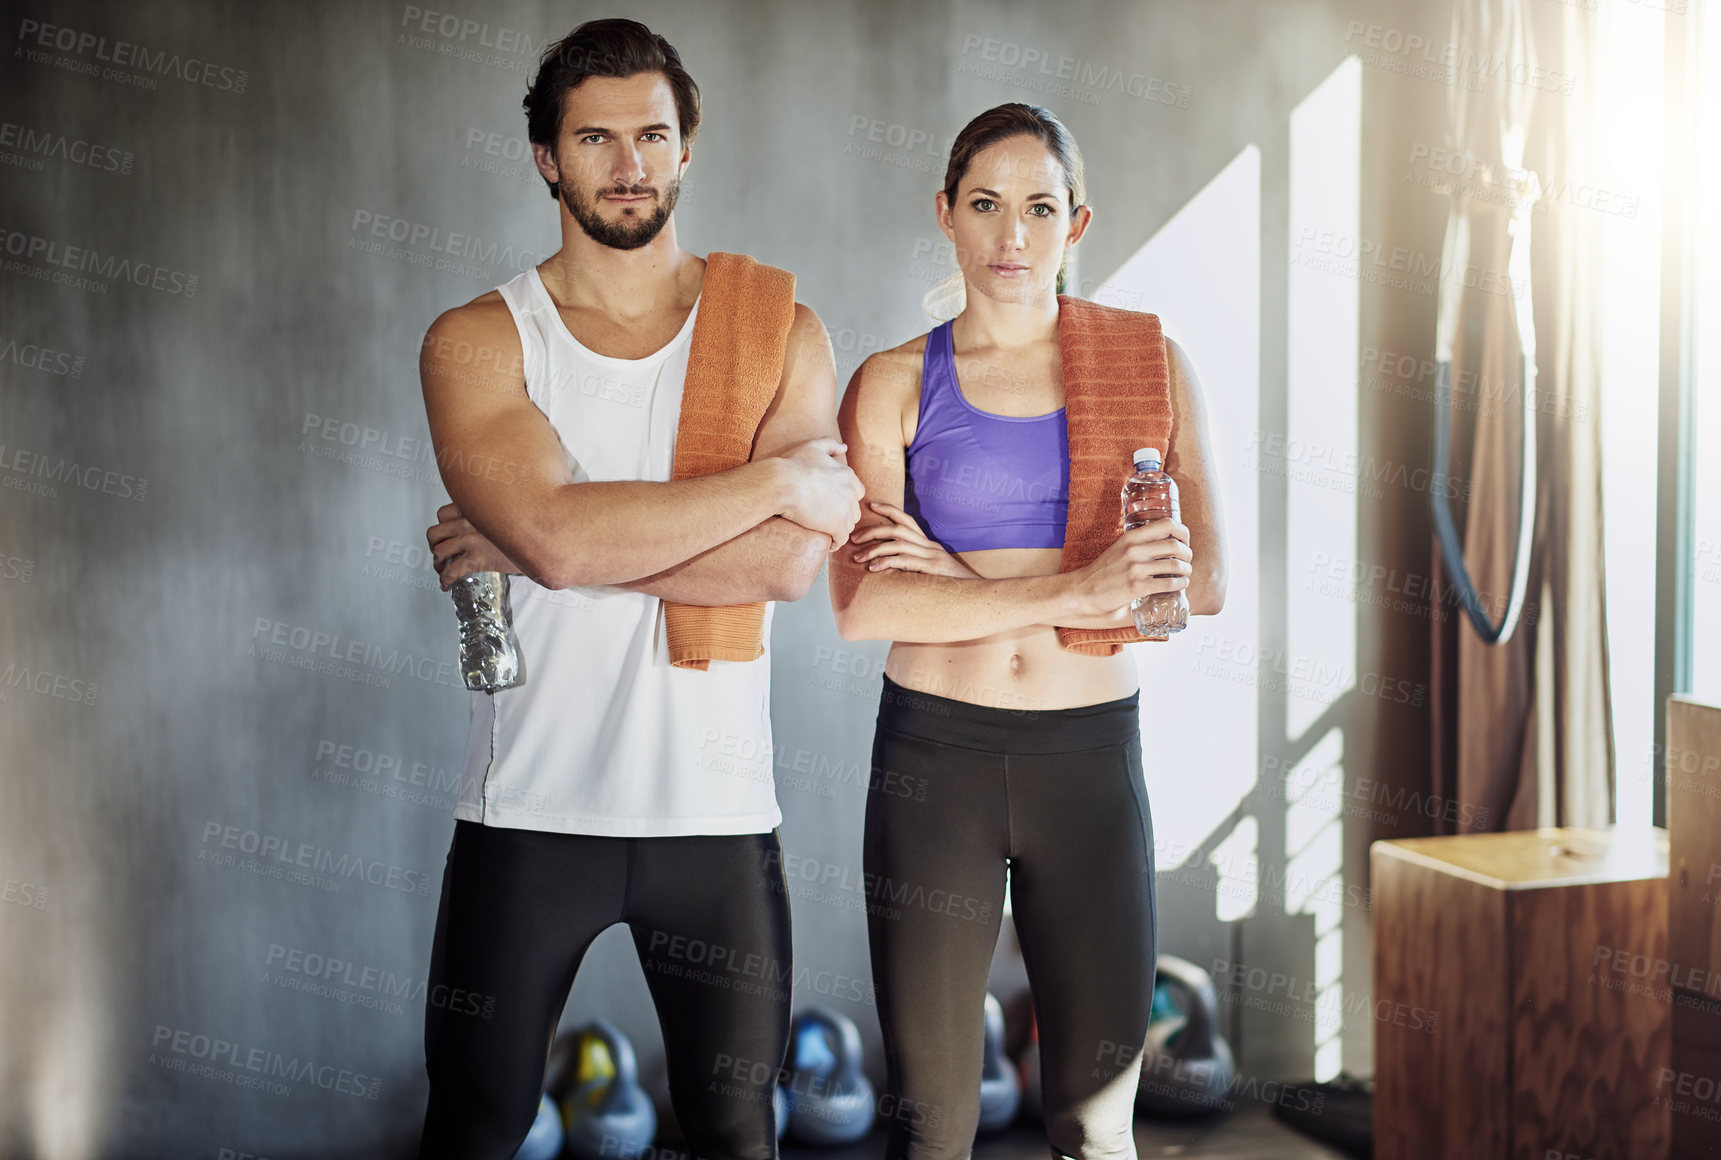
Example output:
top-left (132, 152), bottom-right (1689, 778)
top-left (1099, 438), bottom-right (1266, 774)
top-left (926, 104), bottom-right (1087, 317)
top-left (523, 19), bottom-right (701, 200)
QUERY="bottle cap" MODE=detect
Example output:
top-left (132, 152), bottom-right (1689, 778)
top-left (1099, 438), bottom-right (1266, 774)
top-left (1133, 447), bottom-right (1162, 469)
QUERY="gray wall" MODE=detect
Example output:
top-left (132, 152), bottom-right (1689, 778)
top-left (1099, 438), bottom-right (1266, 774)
top-left (0, 0), bottom-right (1454, 1155)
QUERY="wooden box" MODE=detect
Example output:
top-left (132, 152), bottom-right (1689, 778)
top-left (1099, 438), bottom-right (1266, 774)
top-left (1372, 827), bottom-right (1669, 1160)
top-left (1668, 695), bottom-right (1721, 1159)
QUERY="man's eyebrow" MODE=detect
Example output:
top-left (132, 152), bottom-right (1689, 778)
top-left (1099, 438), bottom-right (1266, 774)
top-left (569, 122), bottom-right (675, 136)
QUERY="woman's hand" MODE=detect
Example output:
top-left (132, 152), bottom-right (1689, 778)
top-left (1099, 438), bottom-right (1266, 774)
top-left (426, 502), bottom-right (524, 590)
top-left (1064, 518), bottom-right (1192, 618)
top-left (847, 501), bottom-right (978, 579)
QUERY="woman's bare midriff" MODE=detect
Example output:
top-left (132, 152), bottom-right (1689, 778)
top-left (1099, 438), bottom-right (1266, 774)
top-left (882, 545), bottom-right (1141, 711)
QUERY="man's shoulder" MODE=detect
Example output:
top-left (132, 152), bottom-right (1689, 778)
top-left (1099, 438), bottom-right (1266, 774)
top-left (426, 285), bottom-right (518, 345)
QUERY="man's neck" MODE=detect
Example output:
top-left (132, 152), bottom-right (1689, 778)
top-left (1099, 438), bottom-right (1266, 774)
top-left (538, 217), bottom-right (699, 321)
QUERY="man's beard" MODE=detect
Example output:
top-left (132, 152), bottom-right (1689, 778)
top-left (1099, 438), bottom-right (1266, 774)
top-left (562, 177), bottom-right (680, 251)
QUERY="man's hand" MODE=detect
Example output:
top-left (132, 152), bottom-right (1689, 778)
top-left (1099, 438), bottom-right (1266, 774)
top-left (775, 436), bottom-right (865, 546)
top-left (427, 502), bottom-right (525, 591)
top-left (1063, 518), bottom-right (1193, 618)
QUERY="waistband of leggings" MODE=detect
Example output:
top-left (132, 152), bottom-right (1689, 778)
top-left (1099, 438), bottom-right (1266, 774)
top-left (875, 673), bottom-right (1140, 754)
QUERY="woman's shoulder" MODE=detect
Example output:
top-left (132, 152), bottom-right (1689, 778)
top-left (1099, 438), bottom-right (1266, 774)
top-left (850, 331), bottom-right (932, 397)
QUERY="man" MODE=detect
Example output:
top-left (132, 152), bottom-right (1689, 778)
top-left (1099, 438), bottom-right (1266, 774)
top-left (414, 18), bottom-right (863, 1159)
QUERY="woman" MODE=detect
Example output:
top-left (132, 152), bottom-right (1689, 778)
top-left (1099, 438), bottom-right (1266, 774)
top-left (830, 103), bottom-right (1226, 1160)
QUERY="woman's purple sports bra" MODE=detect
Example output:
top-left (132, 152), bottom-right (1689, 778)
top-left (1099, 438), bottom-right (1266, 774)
top-left (901, 320), bottom-right (1070, 553)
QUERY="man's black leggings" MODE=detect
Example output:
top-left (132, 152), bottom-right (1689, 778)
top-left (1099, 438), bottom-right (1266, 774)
top-left (864, 675), bottom-right (1157, 1160)
top-left (418, 820), bottom-right (793, 1160)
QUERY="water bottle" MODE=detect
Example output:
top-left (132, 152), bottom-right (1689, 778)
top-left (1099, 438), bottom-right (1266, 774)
top-left (450, 571), bottom-right (522, 692)
top-left (1121, 447), bottom-right (1188, 638)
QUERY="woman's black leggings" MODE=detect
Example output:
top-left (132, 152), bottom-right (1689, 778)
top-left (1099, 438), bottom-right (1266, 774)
top-left (864, 674), bottom-right (1157, 1160)
top-left (419, 820), bottom-right (792, 1160)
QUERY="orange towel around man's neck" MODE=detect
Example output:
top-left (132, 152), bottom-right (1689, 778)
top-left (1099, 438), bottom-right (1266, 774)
top-left (661, 252), bottom-right (798, 670)
top-left (1053, 295), bottom-right (1175, 655)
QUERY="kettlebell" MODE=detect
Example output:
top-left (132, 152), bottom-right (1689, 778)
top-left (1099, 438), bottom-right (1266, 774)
top-left (1134, 954), bottom-right (1235, 1119)
top-left (782, 1006), bottom-right (876, 1146)
top-left (513, 1092), bottom-right (565, 1160)
top-left (557, 1018), bottom-right (658, 1158)
top-left (976, 993), bottom-right (1021, 1133)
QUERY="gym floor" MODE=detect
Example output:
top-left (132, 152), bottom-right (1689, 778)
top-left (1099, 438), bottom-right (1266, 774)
top-left (780, 1105), bottom-right (1357, 1160)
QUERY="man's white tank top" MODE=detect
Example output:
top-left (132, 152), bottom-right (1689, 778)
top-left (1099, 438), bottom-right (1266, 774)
top-left (455, 266), bottom-right (781, 837)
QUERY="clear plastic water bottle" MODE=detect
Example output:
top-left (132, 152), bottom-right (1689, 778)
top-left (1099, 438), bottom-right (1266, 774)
top-left (1121, 447), bottom-right (1188, 638)
top-left (451, 571), bottom-right (522, 692)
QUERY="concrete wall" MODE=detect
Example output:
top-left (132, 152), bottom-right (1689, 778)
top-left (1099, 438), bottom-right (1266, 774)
top-left (0, 0), bottom-right (1460, 1155)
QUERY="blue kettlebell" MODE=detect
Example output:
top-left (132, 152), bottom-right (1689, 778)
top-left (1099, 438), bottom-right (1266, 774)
top-left (558, 1018), bottom-right (658, 1159)
top-left (513, 1092), bottom-right (565, 1160)
top-left (977, 993), bottom-right (1021, 1133)
top-left (774, 1079), bottom-right (792, 1139)
top-left (782, 1007), bottom-right (876, 1146)
top-left (1134, 954), bottom-right (1235, 1119)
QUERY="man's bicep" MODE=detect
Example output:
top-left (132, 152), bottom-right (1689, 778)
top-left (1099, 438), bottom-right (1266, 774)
top-left (752, 302), bottom-right (839, 461)
top-left (420, 308), bottom-right (574, 569)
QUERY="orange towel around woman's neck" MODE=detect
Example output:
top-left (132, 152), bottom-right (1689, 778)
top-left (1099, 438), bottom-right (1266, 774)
top-left (662, 252), bottom-right (798, 670)
top-left (1053, 295), bottom-right (1174, 655)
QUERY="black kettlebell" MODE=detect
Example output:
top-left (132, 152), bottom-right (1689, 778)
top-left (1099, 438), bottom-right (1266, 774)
top-left (1134, 954), bottom-right (1235, 1118)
